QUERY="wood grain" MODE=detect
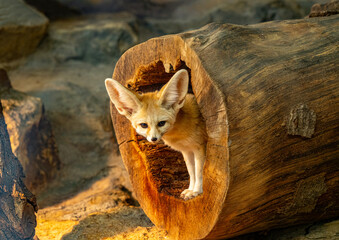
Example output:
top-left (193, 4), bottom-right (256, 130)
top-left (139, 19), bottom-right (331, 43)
top-left (0, 96), bottom-right (38, 239)
top-left (110, 15), bottom-right (339, 239)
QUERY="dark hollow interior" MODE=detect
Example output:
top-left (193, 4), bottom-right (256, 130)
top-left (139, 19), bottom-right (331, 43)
top-left (130, 60), bottom-right (192, 198)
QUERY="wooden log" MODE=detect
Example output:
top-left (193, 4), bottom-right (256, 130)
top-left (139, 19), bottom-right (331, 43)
top-left (0, 90), bottom-right (38, 239)
top-left (110, 15), bottom-right (339, 240)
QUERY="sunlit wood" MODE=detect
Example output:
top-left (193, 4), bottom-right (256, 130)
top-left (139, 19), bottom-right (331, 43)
top-left (110, 15), bottom-right (339, 240)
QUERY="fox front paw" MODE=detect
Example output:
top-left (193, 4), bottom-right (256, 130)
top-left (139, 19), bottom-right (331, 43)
top-left (180, 189), bottom-right (202, 200)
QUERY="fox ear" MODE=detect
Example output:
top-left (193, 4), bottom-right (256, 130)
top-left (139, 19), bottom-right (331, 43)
top-left (159, 69), bottom-right (189, 109)
top-left (105, 78), bottom-right (141, 118)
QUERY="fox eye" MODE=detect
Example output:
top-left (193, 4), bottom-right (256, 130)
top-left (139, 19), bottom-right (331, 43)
top-left (140, 123), bottom-right (148, 128)
top-left (157, 121), bottom-right (166, 127)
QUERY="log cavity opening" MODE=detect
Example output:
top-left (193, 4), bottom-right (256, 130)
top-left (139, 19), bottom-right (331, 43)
top-left (128, 60), bottom-right (193, 198)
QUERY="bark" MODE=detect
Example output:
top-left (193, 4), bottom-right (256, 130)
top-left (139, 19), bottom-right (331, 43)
top-left (110, 15), bottom-right (339, 239)
top-left (0, 95), bottom-right (38, 239)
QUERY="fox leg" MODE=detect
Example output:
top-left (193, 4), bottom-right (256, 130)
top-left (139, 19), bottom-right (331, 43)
top-left (181, 148), bottom-right (205, 200)
top-left (180, 151), bottom-right (195, 200)
top-left (192, 148), bottom-right (205, 197)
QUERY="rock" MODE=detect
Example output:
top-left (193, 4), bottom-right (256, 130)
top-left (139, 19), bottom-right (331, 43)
top-left (0, 69), bottom-right (60, 195)
top-left (255, 0), bottom-right (306, 21)
top-left (309, 0), bottom-right (339, 18)
top-left (49, 0), bottom-right (327, 20)
top-left (141, 0), bottom-right (330, 36)
top-left (25, 13), bottom-right (138, 67)
top-left (20, 0), bottom-right (329, 39)
top-left (0, 69), bottom-right (12, 90)
top-left (24, 0), bottom-right (80, 20)
top-left (9, 62), bottom-right (132, 208)
top-left (52, 0), bottom-right (179, 17)
top-left (0, 0), bottom-right (48, 64)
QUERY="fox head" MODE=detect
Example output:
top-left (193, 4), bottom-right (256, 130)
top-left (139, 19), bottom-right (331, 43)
top-left (105, 69), bottom-right (189, 143)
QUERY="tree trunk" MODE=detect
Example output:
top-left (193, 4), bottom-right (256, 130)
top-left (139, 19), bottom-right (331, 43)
top-left (110, 15), bottom-right (339, 240)
top-left (0, 86), bottom-right (38, 239)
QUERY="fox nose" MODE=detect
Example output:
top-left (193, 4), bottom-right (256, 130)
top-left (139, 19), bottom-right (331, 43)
top-left (151, 137), bottom-right (158, 142)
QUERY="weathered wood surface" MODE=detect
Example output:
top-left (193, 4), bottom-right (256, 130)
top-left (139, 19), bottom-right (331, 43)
top-left (0, 98), bottom-right (38, 239)
top-left (110, 15), bottom-right (339, 240)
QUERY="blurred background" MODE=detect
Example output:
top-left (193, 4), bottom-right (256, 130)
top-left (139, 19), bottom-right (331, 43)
top-left (0, 0), bottom-right (337, 239)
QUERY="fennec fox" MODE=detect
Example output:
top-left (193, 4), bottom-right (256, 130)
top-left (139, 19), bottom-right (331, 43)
top-left (105, 69), bottom-right (207, 200)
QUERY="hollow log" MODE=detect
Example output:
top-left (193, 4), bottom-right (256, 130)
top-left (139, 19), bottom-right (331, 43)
top-left (110, 15), bottom-right (339, 240)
